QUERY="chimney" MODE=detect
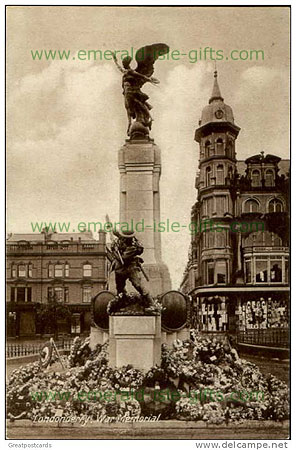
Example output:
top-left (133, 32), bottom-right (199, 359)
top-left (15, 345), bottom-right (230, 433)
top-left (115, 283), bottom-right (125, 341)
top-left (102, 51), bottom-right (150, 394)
top-left (98, 230), bottom-right (106, 244)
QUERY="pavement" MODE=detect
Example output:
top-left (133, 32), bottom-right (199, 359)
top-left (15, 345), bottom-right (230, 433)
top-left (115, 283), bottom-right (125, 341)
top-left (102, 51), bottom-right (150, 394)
top-left (6, 419), bottom-right (289, 439)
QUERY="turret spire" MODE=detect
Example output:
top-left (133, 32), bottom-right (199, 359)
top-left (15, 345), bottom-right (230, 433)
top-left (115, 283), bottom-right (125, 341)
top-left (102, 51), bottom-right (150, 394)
top-left (209, 70), bottom-right (224, 104)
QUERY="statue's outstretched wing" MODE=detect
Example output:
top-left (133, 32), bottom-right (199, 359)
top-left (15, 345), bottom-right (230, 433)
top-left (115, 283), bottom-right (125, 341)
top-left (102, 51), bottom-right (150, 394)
top-left (135, 43), bottom-right (169, 77)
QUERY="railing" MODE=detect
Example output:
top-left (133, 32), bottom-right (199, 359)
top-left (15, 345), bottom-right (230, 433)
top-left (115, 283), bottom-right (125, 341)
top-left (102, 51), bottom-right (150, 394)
top-left (7, 243), bottom-right (104, 253)
top-left (237, 328), bottom-right (289, 348)
top-left (6, 339), bottom-right (73, 359)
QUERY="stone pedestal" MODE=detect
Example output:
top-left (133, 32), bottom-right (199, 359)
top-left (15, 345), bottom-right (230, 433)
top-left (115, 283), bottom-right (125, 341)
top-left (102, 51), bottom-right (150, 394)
top-left (89, 326), bottom-right (109, 350)
top-left (118, 138), bottom-right (171, 296)
top-left (109, 315), bottom-right (161, 372)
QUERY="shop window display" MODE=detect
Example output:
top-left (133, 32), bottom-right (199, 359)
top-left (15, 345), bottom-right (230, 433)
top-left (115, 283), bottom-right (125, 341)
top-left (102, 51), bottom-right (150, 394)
top-left (238, 298), bottom-right (288, 330)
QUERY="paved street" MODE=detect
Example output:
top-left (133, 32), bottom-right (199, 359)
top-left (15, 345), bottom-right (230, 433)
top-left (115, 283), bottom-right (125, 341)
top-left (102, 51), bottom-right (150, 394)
top-left (6, 420), bottom-right (290, 440)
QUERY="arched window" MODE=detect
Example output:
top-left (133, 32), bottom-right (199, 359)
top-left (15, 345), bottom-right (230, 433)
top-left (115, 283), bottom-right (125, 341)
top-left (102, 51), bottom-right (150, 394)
top-left (265, 169), bottom-right (274, 187)
top-left (83, 264), bottom-right (92, 277)
top-left (205, 141), bottom-right (211, 158)
top-left (268, 198), bottom-right (283, 213)
top-left (244, 199), bottom-right (260, 213)
top-left (216, 138), bottom-right (224, 155)
top-left (206, 166), bottom-right (212, 186)
top-left (217, 164), bottom-right (224, 185)
top-left (251, 170), bottom-right (261, 187)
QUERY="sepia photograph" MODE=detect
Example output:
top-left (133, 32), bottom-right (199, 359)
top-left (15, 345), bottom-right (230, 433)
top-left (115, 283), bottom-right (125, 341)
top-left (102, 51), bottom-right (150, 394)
top-left (5, 3), bottom-right (291, 445)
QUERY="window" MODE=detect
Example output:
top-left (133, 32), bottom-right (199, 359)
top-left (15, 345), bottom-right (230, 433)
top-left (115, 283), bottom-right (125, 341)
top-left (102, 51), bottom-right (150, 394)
top-left (208, 232), bottom-right (215, 248)
top-left (270, 259), bottom-right (282, 282)
top-left (11, 265), bottom-right (17, 278)
top-left (27, 287), bottom-right (32, 302)
top-left (252, 170), bottom-right (261, 187)
top-left (216, 138), bottom-right (224, 155)
top-left (216, 165), bottom-right (224, 185)
top-left (200, 299), bottom-right (228, 332)
top-left (54, 287), bottom-right (63, 302)
top-left (209, 146), bottom-right (215, 157)
top-left (204, 196), bottom-right (213, 216)
top-left (265, 169), bottom-right (274, 187)
top-left (206, 261), bottom-right (214, 284)
top-left (71, 314), bottom-right (81, 334)
top-left (285, 257), bottom-right (289, 283)
top-left (48, 263), bottom-right (69, 278)
top-left (28, 264), bottom-right (33, 278)
top-left (268, 199), bottom-right (283, 213)
top-left (18, 265), bottom-right (26, 277)
top-left (83, 264), bottom-right (92, 277)
top-left (54, 264), bottom-right (63, 277)
top-left (205, 141), bottom-right (211, 158)
top-left (244, 255), bottom-right (287, 285)
top-left (48, 287), bottom-right (69, 303)
top-left (244, 199), bottom-right (259, 213)
top-left (216, 195), bottom-right (225, 215)
top-left (10, 287), bottom-right (31, 302)
top-left (206, 166), bottom-right (212, 187)
top-left (239, 298), bottom-right (288, 330)
top-left (216, 230), bottom-right (226, 247)
top-left (255, 257), bottom-right (268, 282)
top-left (82, 287), bottom-right (92, 303)
top-left (245, 259), bottom-right (252, 283)
top-left (216, 261), bottom-right (227, 284)
top-left (48, 264), bottom-right (54, 278)
top-left (226, 141), bottom-right (233, 158)
top-left (10, 287), bottom-right (15, 302)
top-left (17, 287), bottom-right (26, 302)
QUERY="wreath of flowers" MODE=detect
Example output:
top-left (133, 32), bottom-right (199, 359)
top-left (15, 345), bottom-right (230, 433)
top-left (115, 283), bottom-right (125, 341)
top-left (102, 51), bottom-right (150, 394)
top-left (107, 292), bottom-right (163, 315)
top-left (7, 333), bottom-right (289, 423)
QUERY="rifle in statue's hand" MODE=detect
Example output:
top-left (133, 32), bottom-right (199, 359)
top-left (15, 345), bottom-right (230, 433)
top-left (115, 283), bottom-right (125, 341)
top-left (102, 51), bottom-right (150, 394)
top-left (105, 214), bottom-right (124, 266)
top-left (135, 256), bottom-right (150, 282)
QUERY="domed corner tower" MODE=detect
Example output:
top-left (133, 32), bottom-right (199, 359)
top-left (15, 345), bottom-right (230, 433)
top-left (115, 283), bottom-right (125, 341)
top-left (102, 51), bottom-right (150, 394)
top-left (194, 70), bottom-right (241, 289)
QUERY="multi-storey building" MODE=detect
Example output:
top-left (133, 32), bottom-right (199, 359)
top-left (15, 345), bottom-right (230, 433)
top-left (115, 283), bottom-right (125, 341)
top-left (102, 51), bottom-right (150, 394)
top-left (181, 71), bottom-right (289, 350)
top-left (6, 230), bottom-right (107, 337)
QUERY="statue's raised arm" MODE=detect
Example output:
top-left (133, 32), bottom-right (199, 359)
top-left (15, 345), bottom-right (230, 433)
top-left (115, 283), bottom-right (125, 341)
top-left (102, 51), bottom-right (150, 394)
top-left (112, 43), bottom-right (169, 138)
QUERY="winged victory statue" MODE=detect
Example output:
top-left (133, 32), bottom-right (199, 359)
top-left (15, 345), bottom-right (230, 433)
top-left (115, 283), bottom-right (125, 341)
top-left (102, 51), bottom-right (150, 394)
top-left (112, 43), bottom-right (169, 139)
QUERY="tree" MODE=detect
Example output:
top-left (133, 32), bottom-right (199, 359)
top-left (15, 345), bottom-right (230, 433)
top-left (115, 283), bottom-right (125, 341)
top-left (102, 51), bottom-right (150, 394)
top-left (36, 292), bottom-right (71, 339)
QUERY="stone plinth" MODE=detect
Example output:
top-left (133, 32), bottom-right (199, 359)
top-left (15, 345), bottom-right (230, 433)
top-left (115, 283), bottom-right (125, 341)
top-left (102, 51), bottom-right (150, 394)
top-left (109, 315), bottom-right (161, 372)
top-left (89, 326), bottom-right (109, 350)
top-left (118, 138), bottom-right (171, 296)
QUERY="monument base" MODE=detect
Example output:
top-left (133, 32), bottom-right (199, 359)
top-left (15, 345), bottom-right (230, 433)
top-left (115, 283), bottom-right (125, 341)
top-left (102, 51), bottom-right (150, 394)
top-left (89, 326), bottom-right (108, 350)
top-left (109, 315), bottom-right (161, 372)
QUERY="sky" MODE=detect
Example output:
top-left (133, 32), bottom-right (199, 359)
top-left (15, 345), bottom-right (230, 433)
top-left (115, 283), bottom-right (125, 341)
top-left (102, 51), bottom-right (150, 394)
top-left (6, 6), bottom-right (290, 288)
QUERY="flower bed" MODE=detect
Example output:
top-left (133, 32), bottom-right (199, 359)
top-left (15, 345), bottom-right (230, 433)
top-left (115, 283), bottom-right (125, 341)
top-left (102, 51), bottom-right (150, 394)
top-left (7, 332), bottom-right (289, 424)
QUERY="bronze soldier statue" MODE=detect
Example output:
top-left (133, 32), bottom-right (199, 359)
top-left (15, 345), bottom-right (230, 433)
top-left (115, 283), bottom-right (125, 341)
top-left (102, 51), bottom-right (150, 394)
top-left (108, 228), bottom-right (153, 307)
